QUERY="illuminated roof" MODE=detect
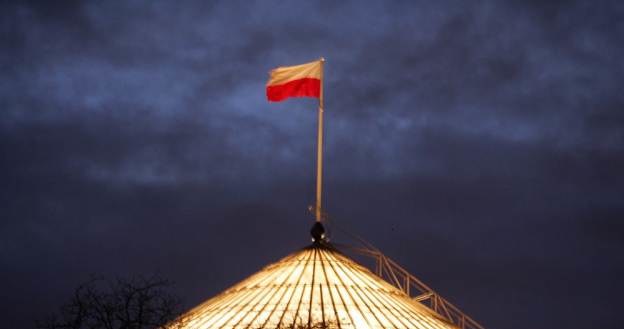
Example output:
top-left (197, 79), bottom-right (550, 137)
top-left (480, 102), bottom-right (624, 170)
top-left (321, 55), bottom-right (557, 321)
top-left (177, 242), bottom-right (458, 329)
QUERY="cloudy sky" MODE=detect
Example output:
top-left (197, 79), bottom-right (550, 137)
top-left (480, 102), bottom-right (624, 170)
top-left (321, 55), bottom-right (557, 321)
top-left (2, 1), bottom-right (623, 328)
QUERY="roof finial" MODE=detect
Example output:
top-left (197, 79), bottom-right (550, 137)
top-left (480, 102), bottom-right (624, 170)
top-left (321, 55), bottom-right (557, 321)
top-left (310, 221), bottom-right (326, 243)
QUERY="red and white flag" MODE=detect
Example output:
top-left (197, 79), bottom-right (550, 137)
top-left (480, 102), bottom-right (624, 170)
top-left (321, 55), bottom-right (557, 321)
top-left (266, 59), bottom-right (322, 102)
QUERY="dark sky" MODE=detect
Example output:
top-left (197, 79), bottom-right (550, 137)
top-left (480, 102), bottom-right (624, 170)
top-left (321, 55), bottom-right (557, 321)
top-left (2, 1), bottom-right (623, 328)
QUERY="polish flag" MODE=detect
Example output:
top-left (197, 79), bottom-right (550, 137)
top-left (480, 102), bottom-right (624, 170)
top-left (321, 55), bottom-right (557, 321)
top-left (266, 59), bottom-right (323, 102)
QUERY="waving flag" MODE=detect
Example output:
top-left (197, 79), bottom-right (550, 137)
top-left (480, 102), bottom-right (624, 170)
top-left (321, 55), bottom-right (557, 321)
top-left (266, 58), bottom-right (326, 223)
top-left (266, 59), bottom-right (323, 102)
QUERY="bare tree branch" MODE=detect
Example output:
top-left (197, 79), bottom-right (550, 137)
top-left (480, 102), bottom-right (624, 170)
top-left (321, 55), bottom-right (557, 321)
top-left (37, 275), bottom-right (183, 329)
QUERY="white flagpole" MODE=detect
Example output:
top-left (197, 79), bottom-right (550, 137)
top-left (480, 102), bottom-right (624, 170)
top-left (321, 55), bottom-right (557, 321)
top-left (316, 58), bottom-right (325, 222)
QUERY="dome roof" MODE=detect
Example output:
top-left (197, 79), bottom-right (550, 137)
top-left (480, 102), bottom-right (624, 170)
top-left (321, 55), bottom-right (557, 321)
top-left (177, 242), bottom-right (457, 329)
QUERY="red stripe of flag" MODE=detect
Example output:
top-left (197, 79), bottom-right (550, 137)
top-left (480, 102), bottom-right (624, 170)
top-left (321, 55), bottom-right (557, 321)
top-left (266, 78), bottom-right (321, 102)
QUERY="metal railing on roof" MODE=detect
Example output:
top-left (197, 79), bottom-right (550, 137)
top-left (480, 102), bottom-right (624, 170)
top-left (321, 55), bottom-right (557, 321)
top-left (339, 245), bottom-right (485, 329)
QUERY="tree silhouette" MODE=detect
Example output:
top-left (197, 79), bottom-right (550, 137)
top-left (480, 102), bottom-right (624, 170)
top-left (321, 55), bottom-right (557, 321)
top-left (37, 275), bottom-right (185, 329)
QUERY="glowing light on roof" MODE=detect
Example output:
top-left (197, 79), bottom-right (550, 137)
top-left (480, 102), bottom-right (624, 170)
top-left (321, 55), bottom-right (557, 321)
top-left (175, 243), bottom-right (457, 329)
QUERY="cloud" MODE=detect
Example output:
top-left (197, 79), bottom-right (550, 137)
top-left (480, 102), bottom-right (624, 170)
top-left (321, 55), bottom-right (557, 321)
top-left (1, 1), bottom-right (623, 328)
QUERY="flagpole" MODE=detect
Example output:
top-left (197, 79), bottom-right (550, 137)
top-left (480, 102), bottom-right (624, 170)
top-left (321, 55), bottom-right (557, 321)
top-left (316, 57), bottom-right (325, 222)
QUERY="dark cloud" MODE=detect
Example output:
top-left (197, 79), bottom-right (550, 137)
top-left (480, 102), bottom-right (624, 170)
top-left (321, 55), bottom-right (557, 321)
top-left (1, 1), bottom-right (623, 328)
